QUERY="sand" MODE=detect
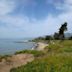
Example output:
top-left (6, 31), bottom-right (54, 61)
top-left (32, 42), bottom-right (48, 51)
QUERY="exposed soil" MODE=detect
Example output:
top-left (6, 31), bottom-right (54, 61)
top-left (0, 54), bottom-right (34, 72)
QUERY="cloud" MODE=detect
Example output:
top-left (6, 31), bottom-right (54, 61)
top-left (53, 0), bottom-right (72, 12)
top-left (65, 0), bottom-right (72, 5)
top-left (46, 0), bottom-right (72, 12)
top-left (0, 0), bottom-right (36, 15)
top-left (47, 0), bottom-right (62, 4)
top-left (14, 0), bottom-right (37, 10)
top-left (0, 0), bottom-right (37, 29)
top-left (0, 0), bottom-right (72, 38)
top-left (0, 15), bottom-right (29, 28)
top-left (0, 0), bottom-right (15, 15)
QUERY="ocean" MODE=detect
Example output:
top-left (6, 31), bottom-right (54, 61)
top-left (0, 38), bottom-right (35, 55)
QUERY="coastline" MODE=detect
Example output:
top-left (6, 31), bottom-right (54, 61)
top-left (0, 41), bottom-right (48, 72)
top-left (31, 42), bottom-right (48, 51)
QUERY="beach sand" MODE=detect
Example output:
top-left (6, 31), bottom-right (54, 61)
top-left (32, 42), bottom-right (48, 51)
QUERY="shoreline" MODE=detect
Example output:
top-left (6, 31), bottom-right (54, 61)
top-left (31, 42), bottom-right (48, 51)
top-left (0, 42), bottom-right (48, 72)
top-left (0, 42), bottom-right (48, 56)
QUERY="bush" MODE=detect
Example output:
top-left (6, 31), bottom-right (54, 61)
top-left (45, 35), bottom-right (53, 40)
top-left (69, 36), bottom-right (72, 40)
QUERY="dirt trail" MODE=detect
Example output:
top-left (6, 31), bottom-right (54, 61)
top-left (0, 54), bottom-right (34, 72)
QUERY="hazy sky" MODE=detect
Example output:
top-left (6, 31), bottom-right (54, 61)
top-left (0, 0), bottom-right (72, 38)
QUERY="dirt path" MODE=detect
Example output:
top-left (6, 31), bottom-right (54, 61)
top-left (0, 54), bottom-right (34, 72)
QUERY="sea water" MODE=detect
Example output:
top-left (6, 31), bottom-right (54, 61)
top-left (0, 38), bottom-right (34, 55)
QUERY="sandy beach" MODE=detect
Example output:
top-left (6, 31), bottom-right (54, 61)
top-left (32, 42), bottom-right (48, 51)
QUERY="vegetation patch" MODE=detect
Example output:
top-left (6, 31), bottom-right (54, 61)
top-left (8, 40), bottom-right (72, 72)
top-left (44, 40), bottom-right (72, 53)
top-left (10, 54), bottom-right (72, 72)
top-left (15, 50), bottom-right (45, 57)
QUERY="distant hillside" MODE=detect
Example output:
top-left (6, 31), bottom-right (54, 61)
top-left (65, 33), bottom-right (72, 38)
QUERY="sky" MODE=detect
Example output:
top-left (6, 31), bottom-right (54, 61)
top-left (0, 0), bottom-right (72, 38)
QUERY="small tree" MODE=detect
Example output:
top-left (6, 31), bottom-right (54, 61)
top-left (59, 22), bottom-right (67, 40)
top-left (45, 35), bottom-right (53, 40)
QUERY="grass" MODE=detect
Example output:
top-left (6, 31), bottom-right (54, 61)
top-left (10, 54), bottom-right (72, 72)
top-left (15, 50), bottom-right (45, 57)
top-left (10, 40), bottom-right (72, 72)
top-left (44, 40), bottom-right (72, 53)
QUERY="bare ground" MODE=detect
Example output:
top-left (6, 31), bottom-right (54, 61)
top-left (0, 54), bottom-right (34, 72)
